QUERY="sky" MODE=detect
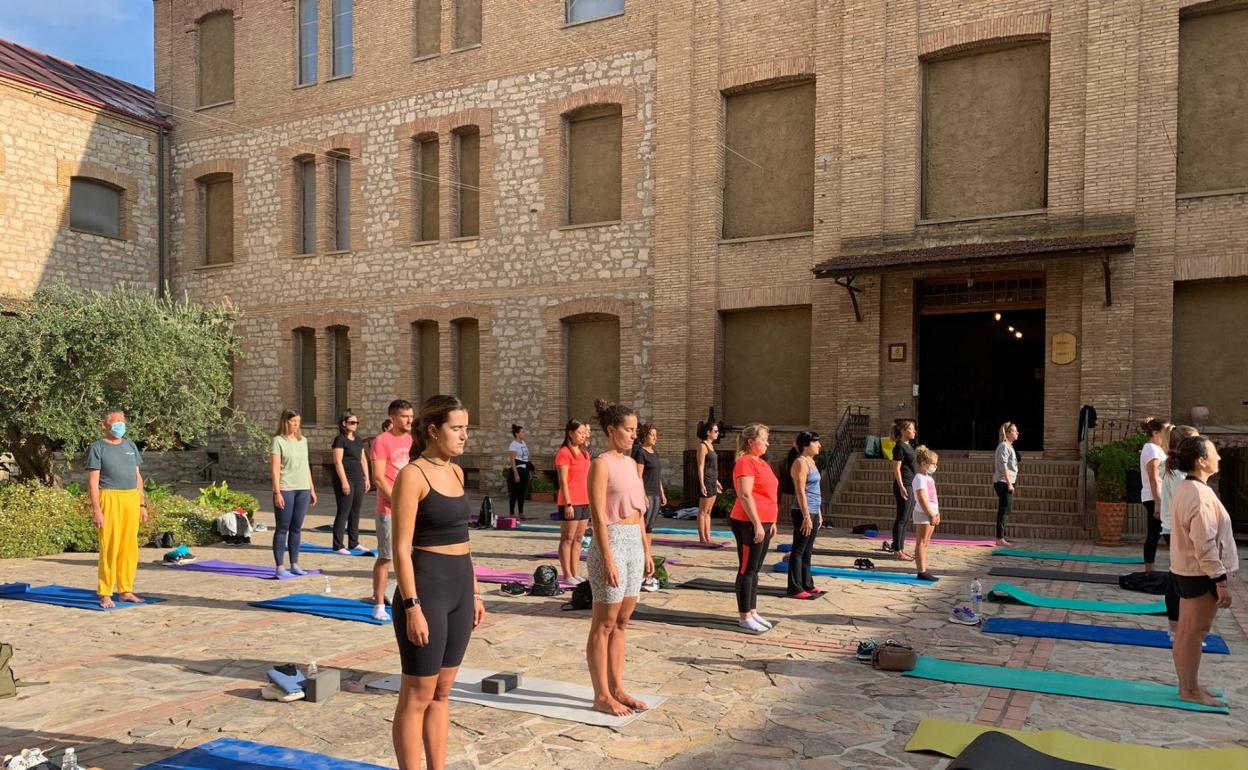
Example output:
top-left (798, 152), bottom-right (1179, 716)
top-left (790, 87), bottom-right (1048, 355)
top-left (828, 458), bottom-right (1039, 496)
top-left (0, 1), bottom-right (154, 89)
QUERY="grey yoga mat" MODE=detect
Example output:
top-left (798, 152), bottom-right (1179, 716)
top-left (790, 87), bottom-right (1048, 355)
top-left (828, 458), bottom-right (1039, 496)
top-left (988, 567), bottom-right (1122, 585)
top-left (678, 577), bottom-right (829, 599)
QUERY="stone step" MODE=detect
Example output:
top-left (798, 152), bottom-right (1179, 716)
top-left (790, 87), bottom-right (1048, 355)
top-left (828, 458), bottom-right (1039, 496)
top-left (836, 493), bottom-right (1079, 516)
top-left (850, 471), bottom-right (1079, 489)
top-left (857, 458), bottom-right (1080, 476)
top-left (824, 515), bottom-right (1089, 542)
top-left (829, 502), bottom-right (1084, 528)
top-left (842, 480), bottom-right (1078, 501)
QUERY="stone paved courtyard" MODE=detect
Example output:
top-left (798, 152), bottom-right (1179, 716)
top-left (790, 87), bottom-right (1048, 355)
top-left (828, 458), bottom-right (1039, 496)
top-left (2, 491), bottom-right (1246, 769)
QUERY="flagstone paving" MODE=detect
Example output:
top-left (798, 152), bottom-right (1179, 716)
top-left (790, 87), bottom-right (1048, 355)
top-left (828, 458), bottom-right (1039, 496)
top-left (2, 489), bottom-right (1246, 768)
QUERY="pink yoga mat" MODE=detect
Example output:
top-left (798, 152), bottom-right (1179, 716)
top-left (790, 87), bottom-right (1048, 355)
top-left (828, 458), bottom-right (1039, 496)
top-left (535, 551), bottom-right (684, 565)
top-left (652, 537), bottom-right (727, 549)
top-left (864, 534), bottom-right (996, 547)
top-left (474, 565), bottom-right (577, 589)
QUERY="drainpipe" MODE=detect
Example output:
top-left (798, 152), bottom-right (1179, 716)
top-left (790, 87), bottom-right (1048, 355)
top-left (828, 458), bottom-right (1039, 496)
top-left (156, 121), bottom-right (169, 299)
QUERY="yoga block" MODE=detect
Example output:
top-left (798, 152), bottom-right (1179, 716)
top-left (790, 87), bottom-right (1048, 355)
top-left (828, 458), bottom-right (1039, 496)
top-left (305, 668), bottom-right (340, 703)
top-left (481, 672), bottom-right (522, 694)
top-left (496, 517), bottom-right (519, 529)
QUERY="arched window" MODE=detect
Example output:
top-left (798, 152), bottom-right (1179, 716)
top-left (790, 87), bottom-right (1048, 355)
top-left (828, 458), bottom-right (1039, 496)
top-left (69, 177), bottom-right (122, 238)
top-left (197, 11), bottom-right (235, 106)
top-left (414, 134), bottom-right (440, 241)
top-left (412, 320), bottom-right (440, 404)
top-left (295, 155), bottom-right (316, 254)
top-left (330, 149), bottom-right (352, 251)
top-left (563, 314), bottom-right (619, 419)
top-left (454, 126), bottom-right (480, 237)
top-left (565, 104), bottom-right (622, 225)
top-left (293, 327), bottom-right (318, 422)
top-left (199, 173), bottom-right (234, 265)
top-left (453, 318), bottom-right (480, 421)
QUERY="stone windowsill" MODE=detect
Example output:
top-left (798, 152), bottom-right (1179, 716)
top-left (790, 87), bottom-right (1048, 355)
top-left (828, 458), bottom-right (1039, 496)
top-left (325, 249), bottom-right (353, 257)
top-left (291, 252), bottom-right (317, 260)
top-left (193, 261), bottom-right (236, 272)
top-left (410, 239), bottom-right (440, 247)
top-left (326, 72), bottom-right (353, 83)
top-left (718, 231), bottom-right (813, 245)
top-left (294, 81), bottom-right (317, 90)
top-left (559, 220), bottom-right (623, 231)
top-left (412, 53), bottom-right (440, 63)
top-left (1176, 188), bottom-right (1248, 202)
top-left (450, 235), bottom-right (480, 243)
top-left (917, 208), bottom-right (1047, 226)
top-left (562, 11), bottom-right (626, 29)
top-left (68, 226), bottom-right (126, 242)
top-left (450, 44), bottom-right (483, 54)
top-left (195, 99), bottom-right (235, 111)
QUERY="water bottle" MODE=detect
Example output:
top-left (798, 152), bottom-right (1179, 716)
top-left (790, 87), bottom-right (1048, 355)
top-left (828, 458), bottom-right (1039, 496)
top-left (307, 660), bottom-right (318, 678)
top-left (62, 747), bottom-right (82, 770)
top-left (970, 578), bottom-right (983, 616)
top-left (323, 575), bottom-right (333, 594)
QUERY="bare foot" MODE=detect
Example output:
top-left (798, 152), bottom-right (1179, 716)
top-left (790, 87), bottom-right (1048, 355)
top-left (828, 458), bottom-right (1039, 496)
top-left (1201, 686), bottom-right (1223, 701)
top-left (593, 696), bottom-right (634, 717)
top-left (613, 691), bottom-right (649, 711)
top-left (996, 539), bottom-right (1012, 547)
top-left (99, 596), bottom-right (115, 609)
top-left (895, 551), bottom-right (914, 561)
top-left (1179, 688), bottom-right (1225, 707)
top-left (1144, 564), bottom-right (1155, 573)
top-left (119, 592), bottom-right (144, 604)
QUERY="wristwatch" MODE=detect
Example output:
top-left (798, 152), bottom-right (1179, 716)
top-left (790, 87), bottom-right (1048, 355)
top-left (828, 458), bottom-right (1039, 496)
top-left (401, 596), bottom-right (420, 609)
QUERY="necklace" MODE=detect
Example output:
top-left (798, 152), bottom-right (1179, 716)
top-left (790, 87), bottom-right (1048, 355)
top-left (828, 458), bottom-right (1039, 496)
top-left (420, 455), bottom-right (448, 466)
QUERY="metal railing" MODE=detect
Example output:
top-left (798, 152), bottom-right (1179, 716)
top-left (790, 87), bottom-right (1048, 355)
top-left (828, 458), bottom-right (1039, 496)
top-left (819, 405), bottom-right (869, 516)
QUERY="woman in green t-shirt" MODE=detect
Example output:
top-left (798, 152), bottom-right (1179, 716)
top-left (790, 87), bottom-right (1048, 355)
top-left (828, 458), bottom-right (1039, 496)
top-left (270, 409), bottom-right (317, 577)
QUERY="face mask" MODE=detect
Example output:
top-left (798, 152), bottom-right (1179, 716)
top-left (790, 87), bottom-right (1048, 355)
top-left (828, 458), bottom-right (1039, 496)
top-left (110, 422), bottom-right (126, 438)
top-left (928, 466), bottom-right (937, 475)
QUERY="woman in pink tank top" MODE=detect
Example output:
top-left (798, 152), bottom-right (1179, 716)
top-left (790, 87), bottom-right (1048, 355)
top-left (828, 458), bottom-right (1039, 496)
top-left (585, 398), bottom-right (654, 717)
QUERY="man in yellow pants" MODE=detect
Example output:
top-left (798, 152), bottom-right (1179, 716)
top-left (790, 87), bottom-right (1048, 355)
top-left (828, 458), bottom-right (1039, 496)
top-left (87, 409), bottom-right (147, 608)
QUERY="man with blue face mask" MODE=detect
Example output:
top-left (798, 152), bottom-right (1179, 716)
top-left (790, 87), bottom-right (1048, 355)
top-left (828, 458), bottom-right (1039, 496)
top-left (86, 409), bottom-right (147, 608)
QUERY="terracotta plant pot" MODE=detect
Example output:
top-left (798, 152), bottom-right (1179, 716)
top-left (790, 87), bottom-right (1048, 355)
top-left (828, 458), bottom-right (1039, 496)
top-left (1095, 501), bottom-right (1127, 546)
top-left (529, 491), bottom-right (555, 503)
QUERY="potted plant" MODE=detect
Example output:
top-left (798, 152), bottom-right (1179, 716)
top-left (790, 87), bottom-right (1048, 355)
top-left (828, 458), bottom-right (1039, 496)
top-left (1089, 444), bottom-right (1130, 546)
top-left (528, 471), bottom-right (557, 503)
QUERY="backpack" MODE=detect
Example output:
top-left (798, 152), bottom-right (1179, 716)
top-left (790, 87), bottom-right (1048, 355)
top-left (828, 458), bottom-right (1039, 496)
top-left (527, 565), bottom-right (561, 597)
top-left (1118, 571), bottom-right (1169, 595)
top-left (564, 581), bottom-right (593, 610)
top-left (474, 496), bottom-right (496, 529)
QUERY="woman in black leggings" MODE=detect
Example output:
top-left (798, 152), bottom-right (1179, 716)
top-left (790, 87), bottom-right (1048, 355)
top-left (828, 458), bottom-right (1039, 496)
top-left (1139, 416), bottom-right (1170, 572)
top-left (889, 420), bottom-right (917, 560)
top-left (506, 424), bottom-right (531, 517)
top-left (729, 423), bottom-right (779, 633)
top-left (391, 395), bottom-right (484, 770)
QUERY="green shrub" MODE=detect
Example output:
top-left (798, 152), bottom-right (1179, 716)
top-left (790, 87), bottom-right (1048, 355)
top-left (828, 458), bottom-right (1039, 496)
top-left (529, 472), bottom-right (556, 493)
top-left (1089, 439), bottom-right (1137, 503)
top-left (149, 496), bottom-right (224, 547)
top-left (712, 490), bottom-right (737, 517)
top-left (195, 480), bottom-right (258, 515)
top-left (662, 483), bottom-right (683, 505)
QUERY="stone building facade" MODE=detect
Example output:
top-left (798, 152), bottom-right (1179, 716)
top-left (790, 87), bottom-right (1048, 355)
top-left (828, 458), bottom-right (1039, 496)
top-left (155, 0), bottom-right (1248, 487)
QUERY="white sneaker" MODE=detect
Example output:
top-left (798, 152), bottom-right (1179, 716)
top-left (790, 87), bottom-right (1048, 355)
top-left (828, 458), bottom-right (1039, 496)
top-left (372, 604), bottom-right (389, 621)
top-left (751, 613), bottom-right (774, 629)
top-left (738, 616), bottom-right (768, 634)
top-left (640, 578), bottom-right (659, 592)
top-left (261, 684), bottom-right (305, 702)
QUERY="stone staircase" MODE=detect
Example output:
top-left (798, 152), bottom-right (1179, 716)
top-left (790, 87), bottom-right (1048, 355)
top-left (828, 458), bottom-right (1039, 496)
top-left (827, 455), bottom-right (1088, 541)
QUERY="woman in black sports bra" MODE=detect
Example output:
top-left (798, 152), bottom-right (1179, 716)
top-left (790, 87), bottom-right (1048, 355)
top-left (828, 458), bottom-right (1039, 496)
top-left (390, 395), bottom-right (483, 770)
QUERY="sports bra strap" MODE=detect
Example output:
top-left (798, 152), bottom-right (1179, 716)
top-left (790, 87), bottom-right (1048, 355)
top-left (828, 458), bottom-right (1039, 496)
top-left (414, 460), bottom-right (466, 494)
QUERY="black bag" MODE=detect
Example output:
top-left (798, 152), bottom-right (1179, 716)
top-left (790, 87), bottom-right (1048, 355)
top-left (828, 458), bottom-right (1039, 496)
top-left (155, 532), bottom-right (175, 549)
top-left (528, 565), bottom-right (561, 597)
top-left (563, 581), bottom-right (593, 610)
top-left (1119, 571), bottom-right (1169, 595)
top-left (474, 496), bottom-right (496, 529)
top-left (851, 523), bottom-right (877, 535)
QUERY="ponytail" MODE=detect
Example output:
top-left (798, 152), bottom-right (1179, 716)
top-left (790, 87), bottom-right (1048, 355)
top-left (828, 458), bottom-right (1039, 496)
top-left (1140, 416), bottom-right (1169, 437)
top-left (998, 422), bottom-right (1016, 443)
top-left (892, 419), bottom-right (915, 442)
top-left (1164, 425), bottom-right (1200, 474)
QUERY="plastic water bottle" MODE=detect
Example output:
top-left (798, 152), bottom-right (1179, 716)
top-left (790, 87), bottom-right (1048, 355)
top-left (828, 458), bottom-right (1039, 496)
top-left (62, 747), bottom-right (83, 770)
top-left (307, 660), bottom-right (318, 678)
top-left (323, 575), bottom-right (333, 594)
top-left (970, 578), bottom-right (984, 617)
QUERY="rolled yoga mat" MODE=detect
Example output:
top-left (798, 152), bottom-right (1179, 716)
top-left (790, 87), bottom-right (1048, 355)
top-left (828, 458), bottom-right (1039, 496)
top-left (475, 565), bottom-right (577, 589)
top-left (300, 543), bottom-right (377, 557)
top-left (777, 543), bottom-right (887, 559)
top-left (138, 737), bottom-right (391, 770)
top-left (987, 582), bottom-right (1165, 615)
top-left (168, 560), bottom-right (324, 580)
top-left (677, 577), bottom-right (829, 599)
top-left (250, 593), bottom-right (391, 625)
top-left (0, 583), bottom-right (165, 611)
top-left (866, 533), bottom-right (997, 547)
top-left (943, 731), bottom-right (1108, 770)
top-left (981, 617), bottom-right (1230, 654)
top-left (993, 548), bottom-right (1144, 564)
top-left (772, 561), bottom-right (935, 585)
top-left (988, 566), bottom-right (1122, 585)
top-left (902, 656), bottom-right (1229, 713)
top-left (905, 718), bottom-right (1248, 770)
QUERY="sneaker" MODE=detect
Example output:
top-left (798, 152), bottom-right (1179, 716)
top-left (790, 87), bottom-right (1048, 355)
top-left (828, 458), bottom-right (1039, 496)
top-left (856, 639), bottom-right (879, 661)
top-left (809, 587), bottom-right (826, 596)
top-left (738, 616), bottom-right (768, 634)
top-left (917, 572), bottom-right (938, 582)
top-left (752, 613), bottom-right (774, 629)
top-left (261, 683), bottom-right (305, 702)
top-left (500, 582), bottom-right (527, 596)
top-left (290, 565), bottom-right (308, 576)
top-left (334, 548), bottom-right (352, 555)
top-left (372, 604), bottom-right (389, 621)
top-left (788, 591), bottom-right (815, 600)
top-left (275, 567), bottom-right (293, 579)
top-left (949, 606), bottom-right (981, 625)
top-left (253, 522), bottom-right (268, 532)
top-left (853, 558), bottom-right (875, 570)
top-left (640, 578), bottom-right (660, 592)
top-left (572, 575), bottom-right (588, 585)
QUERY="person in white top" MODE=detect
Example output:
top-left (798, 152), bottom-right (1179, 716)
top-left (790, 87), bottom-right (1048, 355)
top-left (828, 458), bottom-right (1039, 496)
top-left (992, 422), bottom-right (1019, 547)
top-left (910, 446), bottom-right (941, 582)
top-left (1138, 416), bottom-right (1170, 572)
top-left (507, 424), bottom-right (532, 518)
top-left (1158, 424), bottom-right (1200, 638)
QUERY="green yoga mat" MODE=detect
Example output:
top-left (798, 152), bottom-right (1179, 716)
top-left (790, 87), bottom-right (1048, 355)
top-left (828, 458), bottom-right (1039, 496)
top-left (993, 548), bottom-right (1143, 564)
top-left (902, 657), bottom-right (1228, 713)
top-left (906, 719), bottom-right (1248, 770)
top-left (988, 582), bottom-right (1165, 615)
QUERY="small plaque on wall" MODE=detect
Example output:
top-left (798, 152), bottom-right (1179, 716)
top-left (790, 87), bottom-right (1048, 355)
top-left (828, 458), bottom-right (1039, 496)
top-left (888, 343), bottom-right (907, 362)
top-left (1051, 332), bottom-right (1078, 365)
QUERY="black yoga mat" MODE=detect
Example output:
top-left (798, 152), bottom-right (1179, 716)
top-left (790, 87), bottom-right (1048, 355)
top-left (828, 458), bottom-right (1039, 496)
top-left (628, 606), bottom-right (782, 634)
top-left (677, 577), bottom-right (830, 598)
top-left (311, 524), bottom-right (378, 535)
top-left (988, 567), bottom-right (1122, 585)
top-left (948, 731), bottom-right (1108, 770)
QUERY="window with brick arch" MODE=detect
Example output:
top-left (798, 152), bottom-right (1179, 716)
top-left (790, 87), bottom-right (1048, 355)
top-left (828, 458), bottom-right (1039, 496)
top-left (329, 325), bottom-right (351, 417)
top-left (198, 11), bottom-right (235, 106)
top-left (412, 320), bottom-right (440, 405)
top-left (721, 306), bottom-right (811, 427)
top-left (565, 104), bottom-right (622, 225)
top-left (414, 0), bottom-right (440, 58)
top-left (200, 173), bottom-right (234, 265)
top-left (415, 135), bottom-right (440, 241)
top-left (453, 318), bottom-right (480, 422)
top-left (298, 0), bottom-right (318, 85)
top-left (454, 127), bottom-right (480, 237)
top-left (330, 149), bottom-right (351, 251)
top-left (567, 0), bottom-right (624, 25)
top-left (564, 314), bottom-right (620, 421)
top-left (332, 0), bottom-right (354, 77)
top-left (454, 0), bottom-right (482, 49)
top-left (1178, 6), bottom-right (1248, 195)
top-left (69, 177), bottom-right (122, 238)
top-left (921, 41), bottom-right (1049, 219)
top-left (722, 79), bottom-right (815, 239)
top-left (295, 155), bottom-right (316, 254)
top-left (293, 327), bottom-right (318, 423)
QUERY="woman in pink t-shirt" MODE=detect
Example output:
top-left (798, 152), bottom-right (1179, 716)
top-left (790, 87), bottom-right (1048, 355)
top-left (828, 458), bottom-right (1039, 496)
top-left (556, 418), bottom-right (592, 582)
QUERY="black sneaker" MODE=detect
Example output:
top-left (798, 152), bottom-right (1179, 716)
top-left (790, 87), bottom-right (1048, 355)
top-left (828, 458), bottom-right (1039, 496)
top-left (917, 572), bottom-right (938, 582)
top-left (856, 639), bottom-right (879, 661)
top-left (500, 582), bottom-right (527, 596)
top-left (854, 558), bottom-right (875, 571)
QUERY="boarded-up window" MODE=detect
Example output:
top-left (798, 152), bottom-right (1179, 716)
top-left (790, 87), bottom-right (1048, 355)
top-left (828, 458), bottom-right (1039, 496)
top-left (722, 307), bottom-right (811, 426)
top-left (454, 318), bottom-right (480, 421)
top-left (330, 326), bottom-right (351, 416)
top-left (331, 150), bottom-right (351, 251)
top-left (454, 0), bottom-right (482, 48)
top-left (297, 157), bottom-right (316, 254)
top-left (1178, 8), bottom-right (1248, 194)
top-left (416, 136), bottom-right (440, 241)
top-left (567, 0), bottom-right (624, 24)
top-left (565, 315), bottom-right (620, 421)
top-left (198, 12), bottom-right (235, 106)
top-left (332, 0), bottom-right (354, 77)
top-left (202, 174), bottom-right (234, 265)
top-left (415, 0), bottom-right (440, 57)
top-left (455, 127), bottom-right (480, 237)
top-left (567, 105), bottom-right (622, 225)
top-left (294, 327), bottom-right (318, 423)
top-left (922, 42), bottom-right (1049, 219)
top-left (1173, 280), bottom-right (1248, 425)
top-left (413, 321), bottom-right (440, 404)
top-left (298, 0), bottom-right (318, 85)
top-left (722, 80), bottom-right (815, 238)
top-left (69, 178), bottom-right (121, 238)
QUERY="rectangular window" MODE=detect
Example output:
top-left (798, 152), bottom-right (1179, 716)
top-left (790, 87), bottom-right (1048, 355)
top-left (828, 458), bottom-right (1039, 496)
top-left (413, 321), bottom-right (440, 404)
top-left (294, 328), bottom-right (318, 422)
top-left (454, 0), bottom-right (482, 48)
top-left (454, 319), bottom-right (480, 421)
top-left (722, 307), bottom-right (811, 426)
top-left (1178, 8), bottom-right (1248, 194)
top-left (198, 12), bottom-right (235, 106)
top-left (298, 158), bottom-right (316, 254)
top-left (69, 178), bottom-right (121, 238)
top-left (922, 42), bottom-right (1049, 219)
top-left (298, 0), bottom-right (318, 85)
top-left (567, 105), bottom-right (622, 225)
top-left (722, 80), bottom-right (815, 238)
top-left (565, 315), bottom-right (620, 421)
top-left (417, 136), bottom-right (440, 241)
top-left (567, 0), bottom-right (624, 24)
top-left (332, 152), bottom-right (351, 251)
top-left (203, 175), bottom-right (234, 265)
top-left (332, 0), bottom-right (353, 77)
top-left (331, 326), bottom-right (351, 416)
top-left (455, 129), bottom-right (480, 237)
top-left (415, 0), bottom-right (440, 57)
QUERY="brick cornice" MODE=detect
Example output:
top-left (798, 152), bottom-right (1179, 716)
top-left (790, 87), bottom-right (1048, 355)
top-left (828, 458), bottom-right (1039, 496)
top-left (920, 12), bottom-right (1050, 59)
top-left (719, 57), bottom-right (816, 93)
top-left (185, 0), bottom-right (243, 26)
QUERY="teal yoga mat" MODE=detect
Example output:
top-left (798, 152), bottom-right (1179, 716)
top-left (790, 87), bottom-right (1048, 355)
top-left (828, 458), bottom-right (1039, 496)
top-left (988, 582), bottom-right (1166, 615)
top-left (993, 548), bottom-right (1143, 565)
top-left (772, 561), bottom-right (935, 586)
top-left (902, 656), bottom-right (1228, 713)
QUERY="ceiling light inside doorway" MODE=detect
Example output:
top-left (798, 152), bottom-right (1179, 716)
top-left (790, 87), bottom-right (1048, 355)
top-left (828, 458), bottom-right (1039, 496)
top-left (1015, 331), bottom-right (1023, 339)
top-left (994, 312), bottom-right (1002, 321)
top-left (1008, 326), bottom-right (1016, 333)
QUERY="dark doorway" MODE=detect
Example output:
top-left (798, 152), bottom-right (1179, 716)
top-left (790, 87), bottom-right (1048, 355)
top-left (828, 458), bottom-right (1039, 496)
top-left (917, 309), bottom-right (1045, 451)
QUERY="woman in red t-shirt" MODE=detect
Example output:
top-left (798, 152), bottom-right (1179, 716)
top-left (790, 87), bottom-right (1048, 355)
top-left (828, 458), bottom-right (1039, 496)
top-left (730, 423), bottom-right (779, 633)
top-left (556, 419), bottom-right (592, 582)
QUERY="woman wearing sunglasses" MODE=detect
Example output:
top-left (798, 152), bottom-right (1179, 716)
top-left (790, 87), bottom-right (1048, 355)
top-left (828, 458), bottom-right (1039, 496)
top-left (331, 409), bottom-right (372, 553)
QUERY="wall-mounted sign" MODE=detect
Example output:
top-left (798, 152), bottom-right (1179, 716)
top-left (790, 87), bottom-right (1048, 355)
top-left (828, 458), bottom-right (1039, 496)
top-left (888, 343), bottom-right (907, 362)
top-left (1051, 332), bottom-right (1078, 365)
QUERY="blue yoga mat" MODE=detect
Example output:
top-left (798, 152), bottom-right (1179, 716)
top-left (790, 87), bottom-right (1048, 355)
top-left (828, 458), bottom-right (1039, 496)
top-left (519, 524), bottom-right (736, 538)
top-left (138, 738), bottom-right (391, 769)
top-left (982, 618), bottom-right (1231, 654)
top-left (0, 583), bottom-right (165, 611)
top-left (771, 562), bottom-right (934, 585)
top-left (993, 548), bottom-right (1144, 565)
top-left (301, 544), bottom-right (377, 557)
top-left (250, 593), bottom-right (391, 625)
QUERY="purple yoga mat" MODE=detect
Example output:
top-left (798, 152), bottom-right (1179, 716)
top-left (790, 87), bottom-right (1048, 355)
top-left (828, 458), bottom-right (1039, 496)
top-left (864, 534), bottom-right (996, 547)
top-left (534, 551), bottom-right (684, 565)
top-left (474, 565), bottom-right (577, 589)
top-left (651, 537), bottom-right (727, 549)
top-left (169, 560), bottom-right (324, 579)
